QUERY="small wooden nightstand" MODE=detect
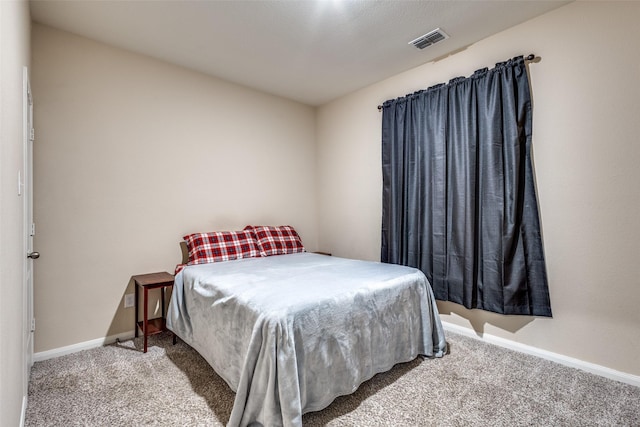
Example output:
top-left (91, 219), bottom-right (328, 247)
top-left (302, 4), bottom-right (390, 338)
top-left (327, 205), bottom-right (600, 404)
top-left (133, 272), bottom-right (174, 353)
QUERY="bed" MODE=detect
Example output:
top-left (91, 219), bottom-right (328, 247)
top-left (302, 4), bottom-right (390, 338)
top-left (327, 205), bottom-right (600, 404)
top-left (167, 227), bottom-right (447, 427)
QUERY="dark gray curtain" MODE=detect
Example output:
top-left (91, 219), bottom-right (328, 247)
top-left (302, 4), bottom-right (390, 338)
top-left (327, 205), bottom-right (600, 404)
top-left (381, 56), bottom-right (551, 317)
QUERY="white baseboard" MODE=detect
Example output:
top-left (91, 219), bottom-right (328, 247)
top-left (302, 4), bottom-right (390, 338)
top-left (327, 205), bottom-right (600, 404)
top-left (20, 395), bottom-right (27, 427)
top-left (31, 323), bottom-right (640, 389)
top-left (33, 330), bottom-right (135, 362)
top-left (442, 321), bottom-right (640, 388)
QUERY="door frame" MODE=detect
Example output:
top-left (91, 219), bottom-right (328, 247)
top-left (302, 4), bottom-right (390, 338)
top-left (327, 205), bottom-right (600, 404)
top-left (22, 65), bottom-right (34, 396)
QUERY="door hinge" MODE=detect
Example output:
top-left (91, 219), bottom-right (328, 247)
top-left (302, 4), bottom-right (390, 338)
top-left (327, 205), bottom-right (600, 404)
top-left (30, 128), bottom-right (35, 141)
top-left (31, 318), bottom-right (36, 332)
top-left (31, 223), bottom-right (36, 236)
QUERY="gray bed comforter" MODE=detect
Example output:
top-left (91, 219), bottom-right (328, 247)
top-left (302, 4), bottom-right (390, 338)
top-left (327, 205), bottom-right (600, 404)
top-left (167, 252), bottom-right (447, 427)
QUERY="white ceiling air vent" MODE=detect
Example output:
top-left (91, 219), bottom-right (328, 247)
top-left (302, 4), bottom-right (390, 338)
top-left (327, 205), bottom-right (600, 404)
top-left (408, 28), bottom-right (449, 50)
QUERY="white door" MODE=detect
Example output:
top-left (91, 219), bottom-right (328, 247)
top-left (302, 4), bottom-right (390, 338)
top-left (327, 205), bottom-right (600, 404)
top-left (23, 66), bottom-right (36, 386)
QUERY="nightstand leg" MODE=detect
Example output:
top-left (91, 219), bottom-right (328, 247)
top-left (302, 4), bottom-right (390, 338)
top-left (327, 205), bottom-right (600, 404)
top-left (134, 284), bottom-right (139, 338)
top-left (161, 286), bottom-right (166, 319)
top-left (143, 286), bottom-right (149, 353)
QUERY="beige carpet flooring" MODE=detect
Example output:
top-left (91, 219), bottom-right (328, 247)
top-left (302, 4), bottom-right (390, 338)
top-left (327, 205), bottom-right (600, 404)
top-left (25, 330), bottom-right (639, 426)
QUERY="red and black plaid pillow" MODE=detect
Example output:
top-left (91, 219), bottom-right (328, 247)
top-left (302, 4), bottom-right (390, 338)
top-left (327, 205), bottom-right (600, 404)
top-left (244, 225), bottom-right (305, 257)
top-left (183, 230), bottom-right (260, 265)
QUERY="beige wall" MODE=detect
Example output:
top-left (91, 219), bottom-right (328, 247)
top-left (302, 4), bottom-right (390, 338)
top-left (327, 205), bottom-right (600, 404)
top-left (31, 24), bottom-right (318, 352)
top-left (0, 0), bottom-right (31, 425)
top-left (317, 1), bottom-right (640, 376)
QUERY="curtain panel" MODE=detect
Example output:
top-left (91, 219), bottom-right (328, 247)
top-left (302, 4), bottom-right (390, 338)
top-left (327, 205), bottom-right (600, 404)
top-left (381, 56), bottom-right (551, 316)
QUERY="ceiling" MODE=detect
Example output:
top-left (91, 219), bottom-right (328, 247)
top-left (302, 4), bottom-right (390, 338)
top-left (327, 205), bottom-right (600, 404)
top-left (30, 0), bottom-right (571, 106)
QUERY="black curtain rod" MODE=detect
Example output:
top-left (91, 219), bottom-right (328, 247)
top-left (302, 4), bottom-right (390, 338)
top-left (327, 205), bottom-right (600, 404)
top-left (377, 54), bottom-right (536, 111)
